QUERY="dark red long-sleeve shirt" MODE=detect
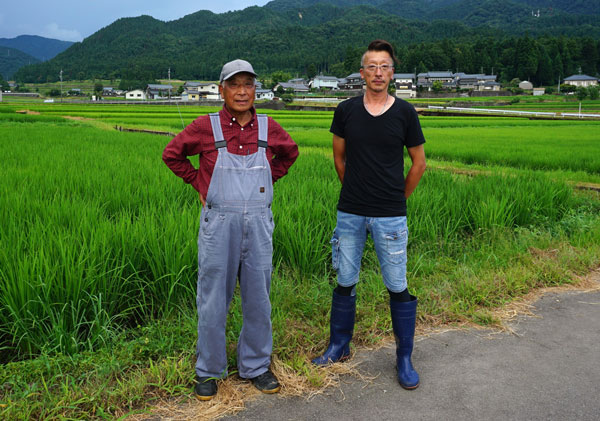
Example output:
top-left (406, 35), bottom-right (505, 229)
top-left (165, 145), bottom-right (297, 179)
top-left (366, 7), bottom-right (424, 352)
top-left (162, 106), bottom-right (299, 199)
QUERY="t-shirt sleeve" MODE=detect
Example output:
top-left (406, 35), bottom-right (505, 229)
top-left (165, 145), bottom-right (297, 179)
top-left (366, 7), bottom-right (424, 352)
top-left (329, 102), bottom-right (346, 138)
top-left (405, 103), bottom-right (426, 148)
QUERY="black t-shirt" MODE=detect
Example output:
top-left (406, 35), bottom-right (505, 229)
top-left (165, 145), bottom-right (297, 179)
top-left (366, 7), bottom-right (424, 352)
top-left (330, 95), bottom-right (425, 217)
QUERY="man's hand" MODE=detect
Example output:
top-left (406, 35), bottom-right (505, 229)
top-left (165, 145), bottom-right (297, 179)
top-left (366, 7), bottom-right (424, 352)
top-left (199, 192), bottom-right (206, 207)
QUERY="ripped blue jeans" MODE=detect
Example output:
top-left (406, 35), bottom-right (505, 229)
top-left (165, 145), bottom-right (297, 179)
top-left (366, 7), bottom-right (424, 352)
top-left (331, 210), bottom-right (408, 293)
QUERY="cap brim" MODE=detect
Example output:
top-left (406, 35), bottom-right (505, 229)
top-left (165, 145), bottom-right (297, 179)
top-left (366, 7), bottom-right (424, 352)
top-left (221, 70), bottom-right (257, 83)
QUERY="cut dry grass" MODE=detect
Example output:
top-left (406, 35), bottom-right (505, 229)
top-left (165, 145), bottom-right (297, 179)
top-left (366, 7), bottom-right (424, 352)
top-left (125, 355), bottom-right (367, 420)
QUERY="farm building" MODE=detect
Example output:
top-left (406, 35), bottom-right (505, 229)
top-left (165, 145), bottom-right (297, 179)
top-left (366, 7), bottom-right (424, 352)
top-left (125, 89), bottom-right (147, 100)
top-left (310, 75), bottom-right (339, 90)
top-left (519, 81), bottom-right (533, 90)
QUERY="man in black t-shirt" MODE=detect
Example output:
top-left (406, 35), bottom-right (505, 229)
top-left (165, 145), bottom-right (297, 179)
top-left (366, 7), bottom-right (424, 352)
top-left (312, 40), bottom-right (427, 391)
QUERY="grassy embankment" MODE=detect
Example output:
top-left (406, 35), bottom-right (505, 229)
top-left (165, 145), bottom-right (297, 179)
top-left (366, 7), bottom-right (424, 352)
top-left (0, 102), bottom-right (599, 419)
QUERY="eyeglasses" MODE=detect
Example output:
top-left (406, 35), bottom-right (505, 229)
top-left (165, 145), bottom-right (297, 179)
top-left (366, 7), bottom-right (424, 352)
top-left (225, 81), bottom-right (256, 90)
top-left (362, 64), bottom-right (394, 72)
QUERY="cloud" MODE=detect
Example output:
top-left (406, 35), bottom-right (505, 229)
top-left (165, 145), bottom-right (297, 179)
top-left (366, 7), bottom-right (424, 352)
top-left (41, 23), bottom-right (82, 42)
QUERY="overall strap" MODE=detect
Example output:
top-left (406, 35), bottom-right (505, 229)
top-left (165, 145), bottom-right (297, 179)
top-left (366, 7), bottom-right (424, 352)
top-left (209, 112), bottom-right (227, 149)
top-left (257, 114), bottom-right (268, 149)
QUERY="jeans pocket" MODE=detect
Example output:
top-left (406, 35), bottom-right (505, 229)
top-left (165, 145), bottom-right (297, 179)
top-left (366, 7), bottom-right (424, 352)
top-left (330, 233), bottom-right (340, 271)
top-left (383, 229), bottom-right (407, 265)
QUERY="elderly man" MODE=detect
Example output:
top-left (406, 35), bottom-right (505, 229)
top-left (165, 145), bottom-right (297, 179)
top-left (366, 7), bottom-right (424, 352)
top-left (312, 40), bottom-right (427, 390)
top-left (162, 59), bottom-right (298, 400)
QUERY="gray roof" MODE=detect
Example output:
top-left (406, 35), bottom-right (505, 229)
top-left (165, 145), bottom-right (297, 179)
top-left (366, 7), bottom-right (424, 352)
top-left (278, 82), bottom-right (309, 90)
top-left (394, 73), bottom-right (416, 79)
top-left (346, 73), bottom-right (361, 79)
top-left (314, 75), bottom-right (338, 81)
top-left (564, 74), bottom-right (598, 81)
top-left (147, 84), bottom-right (173, 90)
top-left (418, 72), bottom-right (453, 78)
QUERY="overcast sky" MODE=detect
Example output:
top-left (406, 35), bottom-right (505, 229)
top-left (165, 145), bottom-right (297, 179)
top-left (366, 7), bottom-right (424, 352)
top-left (0, 1), bottom-right (270, 42)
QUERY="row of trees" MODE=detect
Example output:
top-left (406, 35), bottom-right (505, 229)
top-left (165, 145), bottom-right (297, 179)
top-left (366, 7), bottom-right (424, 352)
top-left (325, 36), bottom-right (599, 86)
top-left (17, 35), bottom-right (598, 90)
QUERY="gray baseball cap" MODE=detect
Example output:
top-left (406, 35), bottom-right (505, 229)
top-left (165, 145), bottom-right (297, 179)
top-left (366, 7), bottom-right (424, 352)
top-left (219, 59), bottom-right (257, 83)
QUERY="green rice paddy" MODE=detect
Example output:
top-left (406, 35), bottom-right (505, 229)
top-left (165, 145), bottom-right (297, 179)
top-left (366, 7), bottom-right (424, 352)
top-left (1, 100), bottom-right (599, 419)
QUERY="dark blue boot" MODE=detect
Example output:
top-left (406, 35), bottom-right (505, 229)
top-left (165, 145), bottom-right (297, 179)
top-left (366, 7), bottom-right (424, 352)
top-left (312, 291), bottom-right (356, 366)
top-left (390, 296), bottom-right (420, 389)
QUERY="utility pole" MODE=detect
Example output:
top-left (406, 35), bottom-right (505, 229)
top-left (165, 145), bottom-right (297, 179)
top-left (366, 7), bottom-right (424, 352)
top-left (60, 69), bottom-right (63, 103)
top-left (557, 75), bottom-right (561, 93)
top-left (168, 67), bottom-right (171, 100)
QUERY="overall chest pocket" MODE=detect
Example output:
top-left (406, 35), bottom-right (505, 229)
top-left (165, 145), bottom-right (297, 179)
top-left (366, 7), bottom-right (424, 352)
top-left (217, 165), bottom-right (269, 204)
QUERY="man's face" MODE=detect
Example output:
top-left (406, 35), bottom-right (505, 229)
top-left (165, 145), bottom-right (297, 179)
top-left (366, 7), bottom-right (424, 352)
top-left (360, 50), bottom-right (394, 93)
top-left (219, 73), bottom-right (256, 115)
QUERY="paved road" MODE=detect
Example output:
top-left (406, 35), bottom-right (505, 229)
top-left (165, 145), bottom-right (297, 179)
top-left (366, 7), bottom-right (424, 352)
top-left (224, 287), bottom-right (600, 421)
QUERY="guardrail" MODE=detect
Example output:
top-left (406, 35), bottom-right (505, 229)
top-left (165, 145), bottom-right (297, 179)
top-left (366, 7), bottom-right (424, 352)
top-left (427, 105), bottom-right (600, 119)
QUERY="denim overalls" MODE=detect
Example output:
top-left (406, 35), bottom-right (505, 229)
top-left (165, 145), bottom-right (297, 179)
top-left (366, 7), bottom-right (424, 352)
top-left (195, 113), bottom-right (274, 379)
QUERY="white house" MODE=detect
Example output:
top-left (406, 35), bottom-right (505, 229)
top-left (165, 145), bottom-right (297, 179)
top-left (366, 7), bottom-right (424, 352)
top-left (185, 81), bottom-right (219, 95)
top-left (394, 73), bottom-right (416, 98)
top-left (125, 89), bottom-right (147, 100)
top-left (310, 75), bottom-right (339, 90)
top-left (256, 89), bottom-right (274, 100)
top-left (563, 74), bottom-right (598, 87)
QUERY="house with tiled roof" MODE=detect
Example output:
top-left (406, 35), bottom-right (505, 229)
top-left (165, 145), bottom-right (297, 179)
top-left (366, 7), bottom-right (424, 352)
top-left (563, 74), bottom-right (598, 87)
top-left (146, 84), bottom-right (173, 99)
top-left (273, 82), bottom-right (310, 93)
top-left (417, 72), bottom-right (456, 90)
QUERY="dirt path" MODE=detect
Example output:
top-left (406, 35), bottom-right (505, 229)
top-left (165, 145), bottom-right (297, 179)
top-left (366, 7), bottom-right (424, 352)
top-left (131, 268), bottom-right (600, 420)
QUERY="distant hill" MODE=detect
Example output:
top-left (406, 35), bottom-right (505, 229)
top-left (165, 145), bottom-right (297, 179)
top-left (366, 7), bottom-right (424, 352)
top-left (14, 1), bottom-right (600, 84)
top-left (0, 35), bottom-right (74, 62)
top-left (0, 47), bottom-right (40, 79)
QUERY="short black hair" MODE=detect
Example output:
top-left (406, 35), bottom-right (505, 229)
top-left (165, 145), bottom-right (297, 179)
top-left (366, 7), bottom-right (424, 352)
top-left (361, 39), bottom-right (397, 66)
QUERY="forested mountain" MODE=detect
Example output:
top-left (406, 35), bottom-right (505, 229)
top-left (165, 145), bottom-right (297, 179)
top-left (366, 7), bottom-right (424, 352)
top-left (0, 35), bottom-right (73, 61)
top-left (265, 0), bottom-right (600, 17)
top-left (0, 47), bottom-right (40, 79)
top-left (14, 1), bottom-right (600, 85)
